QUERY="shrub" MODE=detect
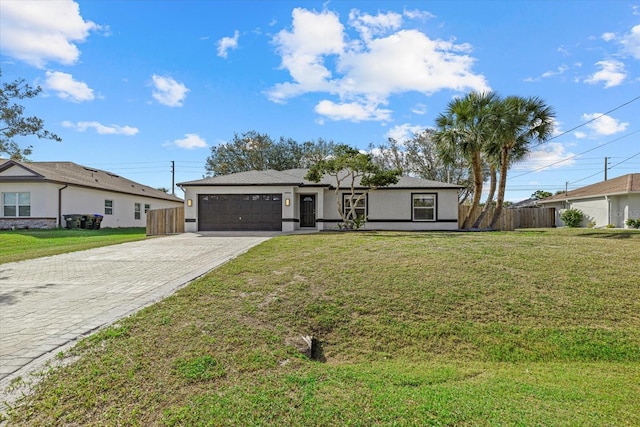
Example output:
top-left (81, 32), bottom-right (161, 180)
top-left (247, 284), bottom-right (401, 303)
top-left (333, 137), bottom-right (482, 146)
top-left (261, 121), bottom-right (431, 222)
top-left (625, 218), bottom-right (640, 229)
top-left (560, 208), bottom-right (584, 228)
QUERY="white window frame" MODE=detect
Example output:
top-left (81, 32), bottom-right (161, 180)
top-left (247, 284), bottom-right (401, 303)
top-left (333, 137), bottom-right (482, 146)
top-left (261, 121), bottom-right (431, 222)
top-left (2, 192), bottom-right (30, 217)
top-left (105, 200), bottom-right (113, 215)
top-left (134, 203), bottom-right (141, 220)
top-left (343, 193), bottom-right (367, 220)
top-left (412, 193), bottom-right (436, 221)
top-left (144, 203), bottom-right (151, 213)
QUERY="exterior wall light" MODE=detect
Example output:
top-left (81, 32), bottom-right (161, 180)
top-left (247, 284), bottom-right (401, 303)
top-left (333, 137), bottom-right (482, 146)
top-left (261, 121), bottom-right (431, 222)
top-left (285, 198), bottom-right (291, 206)
top-left (187, 199), bottom-right (193, 207)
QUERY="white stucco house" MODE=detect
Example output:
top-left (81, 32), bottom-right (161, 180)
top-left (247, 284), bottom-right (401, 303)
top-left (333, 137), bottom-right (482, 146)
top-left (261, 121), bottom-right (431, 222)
top-left (537, 173), bottom-right (640, 228)
top-left (0, 160), bottom-right (183, 229)
top-left (178, 168), bottom-right (462, 232)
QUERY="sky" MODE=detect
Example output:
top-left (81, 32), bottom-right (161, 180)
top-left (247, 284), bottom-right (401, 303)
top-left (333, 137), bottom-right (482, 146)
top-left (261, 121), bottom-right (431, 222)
top-left (1, 0), bottom-right (639, 202)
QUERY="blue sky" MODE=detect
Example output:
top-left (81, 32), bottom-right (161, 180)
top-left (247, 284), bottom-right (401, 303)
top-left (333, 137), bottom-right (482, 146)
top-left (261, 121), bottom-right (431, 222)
top-left (1, 0), bottom-right (639, 201)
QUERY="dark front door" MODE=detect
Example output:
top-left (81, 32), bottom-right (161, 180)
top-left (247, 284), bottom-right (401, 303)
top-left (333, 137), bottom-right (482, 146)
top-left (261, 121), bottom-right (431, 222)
top-left (300, 195), bottom-right (316, 227)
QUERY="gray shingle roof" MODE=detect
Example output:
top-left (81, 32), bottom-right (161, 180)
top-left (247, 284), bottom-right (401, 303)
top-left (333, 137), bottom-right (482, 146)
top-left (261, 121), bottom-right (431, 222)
top-left (0, 160), bottom-right (183, 202)
top-left (538, 173), bottom-right (640, 203)
top-left (178, 168), bottom-right (463, 189)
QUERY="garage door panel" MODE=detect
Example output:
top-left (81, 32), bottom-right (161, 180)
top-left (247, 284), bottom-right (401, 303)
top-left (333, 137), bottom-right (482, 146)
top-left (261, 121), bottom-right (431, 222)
top-left (198, 194), bottom-right (282, 231)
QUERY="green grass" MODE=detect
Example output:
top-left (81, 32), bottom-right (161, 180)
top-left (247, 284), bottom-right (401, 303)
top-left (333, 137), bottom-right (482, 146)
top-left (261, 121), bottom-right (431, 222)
top-left (0, 227), bottom-right (147, 264)
top-left (4, 228), bottom-right (640, 425)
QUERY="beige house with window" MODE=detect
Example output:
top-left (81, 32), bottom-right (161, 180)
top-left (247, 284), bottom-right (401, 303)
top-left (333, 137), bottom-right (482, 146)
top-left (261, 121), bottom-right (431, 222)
top-left (0, 160), bottom-right (183, 229)
top-left (537, 173), bottom-right (640, 228)
top-left (178, 169), bottom-right (462, 232)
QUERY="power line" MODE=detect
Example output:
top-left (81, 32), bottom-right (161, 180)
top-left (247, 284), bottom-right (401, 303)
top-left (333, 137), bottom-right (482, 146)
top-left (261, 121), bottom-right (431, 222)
top-left (511, 129), bottom-right (640, 179)
top-left (532, 94), bottom-right (640, 148)
top-left (609, 150), bottom-right (640, 169)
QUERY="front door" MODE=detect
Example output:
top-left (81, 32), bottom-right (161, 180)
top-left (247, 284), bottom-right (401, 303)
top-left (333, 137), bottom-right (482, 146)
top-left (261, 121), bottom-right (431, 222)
top-left (300, 195), bottom-right (316, 227)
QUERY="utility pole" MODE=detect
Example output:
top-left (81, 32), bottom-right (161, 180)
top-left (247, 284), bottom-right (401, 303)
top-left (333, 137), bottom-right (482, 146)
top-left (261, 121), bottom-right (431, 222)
top-left (171, 161), bottom-right (175, 195)
top-left (604, 157), bottom-right (609, 181)
top-left (565, 181), bottom-right (568, 196)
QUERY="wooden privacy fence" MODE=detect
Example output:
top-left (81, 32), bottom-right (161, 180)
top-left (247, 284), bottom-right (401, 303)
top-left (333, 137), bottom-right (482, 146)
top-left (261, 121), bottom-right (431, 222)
top-left (146, 207), bottom-right (185, 236)
top-left (459, 206), bottom-right (555, 231)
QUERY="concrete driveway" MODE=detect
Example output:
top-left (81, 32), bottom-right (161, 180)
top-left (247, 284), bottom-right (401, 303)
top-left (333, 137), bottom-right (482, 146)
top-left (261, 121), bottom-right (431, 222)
top-left (0, 232), bottom-right (272, 400)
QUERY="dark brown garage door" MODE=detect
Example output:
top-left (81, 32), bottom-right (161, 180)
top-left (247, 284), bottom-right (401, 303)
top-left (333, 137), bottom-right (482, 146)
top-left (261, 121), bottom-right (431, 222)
top-left (198, 194), bottom-right (282, 231)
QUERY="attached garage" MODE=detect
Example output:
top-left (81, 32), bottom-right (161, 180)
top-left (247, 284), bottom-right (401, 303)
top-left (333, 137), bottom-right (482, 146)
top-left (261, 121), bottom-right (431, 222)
top-left (198, 193), bottom-right (282, 231)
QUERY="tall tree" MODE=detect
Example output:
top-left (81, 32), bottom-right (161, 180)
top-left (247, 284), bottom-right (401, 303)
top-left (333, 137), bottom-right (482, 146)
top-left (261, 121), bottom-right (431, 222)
top-left (434, 91), bottom-right (499, 229)
top-left (205, 131), bottom-right (336, 176)
top-left (531, 190), bottom-right (552, 200)
top-left (369, 129), bottom-right (475, 204)
top-left (487, 96), bottom-right (555, 229)
top-left (1, 69), bottom-right (61, 160)
top-left (305, 144), bottom-right (401, 229)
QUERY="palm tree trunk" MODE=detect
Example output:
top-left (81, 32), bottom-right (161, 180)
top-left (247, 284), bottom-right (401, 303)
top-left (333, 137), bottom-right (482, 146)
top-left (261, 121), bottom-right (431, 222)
top-left (489, 148), bottom-right (510, 229)
top-left (472, 164), bottom-right (496, 229)
top-left (462, 151), bottom-right (484, 229)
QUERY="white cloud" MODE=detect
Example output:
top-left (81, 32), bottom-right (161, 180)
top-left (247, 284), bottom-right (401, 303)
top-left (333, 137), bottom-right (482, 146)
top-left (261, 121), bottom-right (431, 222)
top-left (217, 30), bottom-right (239, 58)
top-left (524, 65), bottom-right (568, 82)
top-left (314, 100), bottom-right (391, 122)
top-left (517, 143), bottom-right (576, 171)
top-left (403, 9), bottom-right (436, 20)
top-left (62, 121), bottom-right (138, 135)
top-left (581, 113), bottom-right (629, 136)
top-left (44, 71), bottom-right (94, 102)
top-left (0, 0), bottom-right (99, 68)
top-left (574, 131), bottom-right (587, 139)
top-left (584, 60), bottom-right (626, 88)
top-left (620, 24), bottom-right (640, 59)
top-left (348, 10), bottom-right (403, 42)
top-left (267, 7), bottom-right (489, 122)
top-left (601, 32), bottom-right (616, 42)
top-left (385, 123), bottom-right (426, 143)
top-left (166, 133), bottom-right (208, 149)
top-left (151, 75), bottom-right (189, 107)
top-left (411, 103), bottom-right (427, 115)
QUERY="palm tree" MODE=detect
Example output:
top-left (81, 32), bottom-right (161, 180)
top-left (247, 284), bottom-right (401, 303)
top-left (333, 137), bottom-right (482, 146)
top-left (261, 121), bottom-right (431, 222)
top-left (434, 91), bottom-right (499, 229)
top-left (487, 96), bottom-right (555, 229)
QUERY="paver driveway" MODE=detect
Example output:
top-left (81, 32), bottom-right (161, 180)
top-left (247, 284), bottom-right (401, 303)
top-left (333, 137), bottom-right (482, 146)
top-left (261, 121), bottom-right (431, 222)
top-left (0, 232), bottom-right (271, 395)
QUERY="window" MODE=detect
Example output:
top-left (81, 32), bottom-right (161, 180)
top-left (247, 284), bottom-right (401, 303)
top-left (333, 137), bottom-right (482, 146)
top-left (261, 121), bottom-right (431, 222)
top-left (134, 203), bottom-right (141, 220)
top-left (2, 192), bottom-right (30, 217)
top-left (343, 193), bottom-right (366, 219)
top-left (144, 204), bottom-right (151, 213)
top-left (413, 194), bottom-right (436, 221)
top-left (105, 200), bottom-right (113, 215)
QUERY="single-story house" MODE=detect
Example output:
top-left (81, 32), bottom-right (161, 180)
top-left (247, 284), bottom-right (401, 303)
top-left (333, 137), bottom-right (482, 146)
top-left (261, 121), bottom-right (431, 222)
top-left (0, 159), bottom-right (183, 229)
top-left (178, 168), bottom-right (462, 232)
top-left (537, 173), bottom-right (640, 228)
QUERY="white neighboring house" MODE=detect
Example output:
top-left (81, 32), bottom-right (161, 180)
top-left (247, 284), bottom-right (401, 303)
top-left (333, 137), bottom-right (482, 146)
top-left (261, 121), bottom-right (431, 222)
top-left (178, 168), bottom-right (462, 232)
top-left (0, 160), bottom-right (183, 229)
top-left (537, 173), bottom-right (640, 228)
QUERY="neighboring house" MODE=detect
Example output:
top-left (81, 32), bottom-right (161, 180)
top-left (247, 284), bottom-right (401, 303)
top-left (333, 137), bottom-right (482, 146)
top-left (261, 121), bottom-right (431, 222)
top-left (178, 168), bottom-right (462, 232)
top-left (537, 173), bottom-right (640, 228)
top-left (508, 198), bottom-right (539, 209)
top-left (0, 160), bottom-right (183, 229)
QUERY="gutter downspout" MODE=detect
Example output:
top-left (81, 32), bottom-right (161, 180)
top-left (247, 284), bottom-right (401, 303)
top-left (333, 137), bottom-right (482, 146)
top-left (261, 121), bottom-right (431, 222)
top-left (605, 195), bottom-right (611, 227)
top-left (58, 185), bottom-right (68, 227)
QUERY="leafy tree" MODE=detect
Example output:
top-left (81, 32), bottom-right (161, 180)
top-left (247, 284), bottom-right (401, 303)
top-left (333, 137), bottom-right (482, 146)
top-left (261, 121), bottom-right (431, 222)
top-left (434, 91), bottom-right (500, 229)
top-left (305, 144), bottom-right (401, 229)
top-left (205, 130), bottom-right (335, 176)
top-left (369, 130), bottom-right (474, 204)
top-left (531, 190), bottom-right (552, 200)
top-left (486, 96), bottom-right (555, 229)
top-left (1, 69), bottom-right (61, 160)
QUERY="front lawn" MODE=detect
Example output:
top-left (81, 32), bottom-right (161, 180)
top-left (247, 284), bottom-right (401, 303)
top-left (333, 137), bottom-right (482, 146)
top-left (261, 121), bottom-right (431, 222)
top-left (4, 228), bottom-right (640, 425)
top-left (0, 228), bottom-right (147, 264)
